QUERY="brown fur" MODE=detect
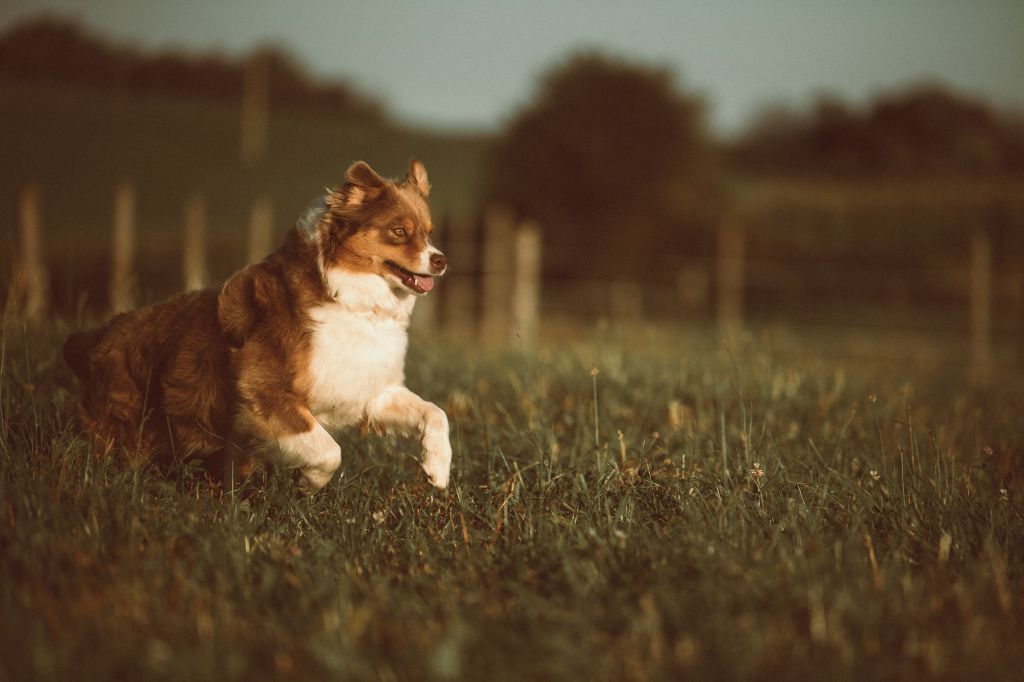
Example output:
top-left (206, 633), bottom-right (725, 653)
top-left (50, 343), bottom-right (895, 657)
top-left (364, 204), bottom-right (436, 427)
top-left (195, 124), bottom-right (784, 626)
top-left (65, 159), bottom-right (440, 475)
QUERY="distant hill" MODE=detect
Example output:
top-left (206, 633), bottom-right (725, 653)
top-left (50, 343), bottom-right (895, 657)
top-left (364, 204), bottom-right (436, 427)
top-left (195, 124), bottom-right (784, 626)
top-left (0, 15), bottom-right (386, 123)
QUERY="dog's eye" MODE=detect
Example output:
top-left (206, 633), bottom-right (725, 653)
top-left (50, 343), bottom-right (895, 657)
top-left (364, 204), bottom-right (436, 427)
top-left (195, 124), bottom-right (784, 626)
top-left (391, 226), bottom-right (407, 238)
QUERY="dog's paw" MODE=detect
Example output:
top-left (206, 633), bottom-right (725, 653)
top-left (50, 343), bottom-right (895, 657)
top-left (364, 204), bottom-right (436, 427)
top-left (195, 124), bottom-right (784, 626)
top-left (297, 454), bottom-right (341, 495)
top-left (422, 451), bottom-right (451, 489)
top-left (297, 468), bottom-right (333, 495)
top-left (421, 409), bottom-right (451, 489)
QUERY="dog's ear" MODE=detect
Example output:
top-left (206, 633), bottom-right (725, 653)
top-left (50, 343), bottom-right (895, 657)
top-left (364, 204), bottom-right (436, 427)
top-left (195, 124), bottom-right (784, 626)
top-left (346, 160), bottom-right (386, 190)
top-left (407, 159), bottom-right (430, 198)
top-left (326, 161), bottom-right (386, 212)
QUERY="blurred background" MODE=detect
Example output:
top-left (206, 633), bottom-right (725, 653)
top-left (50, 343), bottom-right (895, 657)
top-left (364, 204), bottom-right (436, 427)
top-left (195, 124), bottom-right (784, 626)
top-left (2, 1), bottom-right (1022, 376)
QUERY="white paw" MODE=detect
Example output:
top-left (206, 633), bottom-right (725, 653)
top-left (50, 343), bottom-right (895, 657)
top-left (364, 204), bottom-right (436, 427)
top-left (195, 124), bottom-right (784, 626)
top-left (279, 432), bottom-right (340, 496)
top-left (421, 407), bottom-right (451, 489)
top-left (298, 465), bottom-right (336, 495)
top-left (422, 454), bottom-right (450, 489)
top-left (421, 435), bottom-right (451, 489)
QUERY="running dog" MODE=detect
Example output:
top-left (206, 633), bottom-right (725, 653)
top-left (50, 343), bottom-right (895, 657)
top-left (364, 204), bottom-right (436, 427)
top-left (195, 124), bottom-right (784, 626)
top-left (64, 159), bottom-right (451, 491)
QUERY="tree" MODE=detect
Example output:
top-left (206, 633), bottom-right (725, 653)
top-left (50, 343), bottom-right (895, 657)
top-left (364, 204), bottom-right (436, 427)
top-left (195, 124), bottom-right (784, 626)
top-left (731, 84), bottom-right (1024, 176)
top-left (485, 51), bottom-right (716, 278)
top-left (0, 16), bottom-right (385, 123)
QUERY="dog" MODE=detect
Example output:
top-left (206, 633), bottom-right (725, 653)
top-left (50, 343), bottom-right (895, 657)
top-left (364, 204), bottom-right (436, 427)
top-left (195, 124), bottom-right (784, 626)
top-left (63, 159), bottom-right (451, 491)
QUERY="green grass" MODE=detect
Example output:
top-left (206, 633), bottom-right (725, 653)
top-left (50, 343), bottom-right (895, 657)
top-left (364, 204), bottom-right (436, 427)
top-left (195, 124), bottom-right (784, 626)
top-left (0, 320), bottom-right (1021, 680)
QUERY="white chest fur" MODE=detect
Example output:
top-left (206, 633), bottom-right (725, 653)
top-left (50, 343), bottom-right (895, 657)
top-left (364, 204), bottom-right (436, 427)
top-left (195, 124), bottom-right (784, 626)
top-left (306, 270), bottom-right (417, 430)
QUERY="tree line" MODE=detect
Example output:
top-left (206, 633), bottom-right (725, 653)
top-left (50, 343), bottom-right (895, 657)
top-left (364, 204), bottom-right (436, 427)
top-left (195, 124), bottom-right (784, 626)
top-left (730, 87), bottom-right (1024, 177)
top-left (0, 16), bottom-right (386, 123)
top-left (485, 51), bottom-right (1024, 285)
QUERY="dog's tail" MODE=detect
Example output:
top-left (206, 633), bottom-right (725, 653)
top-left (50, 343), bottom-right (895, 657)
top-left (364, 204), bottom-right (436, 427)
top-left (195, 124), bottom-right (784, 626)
top-left (63, 328), bottom-right (104, 383)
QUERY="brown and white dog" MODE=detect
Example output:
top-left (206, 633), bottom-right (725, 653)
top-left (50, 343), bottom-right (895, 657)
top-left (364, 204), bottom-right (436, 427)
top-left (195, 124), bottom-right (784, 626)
top-left (63, 159), bottom-right (451, 491)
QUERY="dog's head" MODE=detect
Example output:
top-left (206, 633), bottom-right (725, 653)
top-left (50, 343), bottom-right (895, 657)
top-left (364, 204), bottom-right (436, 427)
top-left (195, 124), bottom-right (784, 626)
top-left (316, 159), bottom-right (446, 296)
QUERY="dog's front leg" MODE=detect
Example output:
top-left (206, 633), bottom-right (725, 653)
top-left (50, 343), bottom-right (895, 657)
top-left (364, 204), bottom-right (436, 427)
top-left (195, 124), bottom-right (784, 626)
top-left (273, 420), bottom-right (342, 494)
top-left (368, 386), bottom-right (451, 489)
top-left (239, 390), bottom-right (341, 493)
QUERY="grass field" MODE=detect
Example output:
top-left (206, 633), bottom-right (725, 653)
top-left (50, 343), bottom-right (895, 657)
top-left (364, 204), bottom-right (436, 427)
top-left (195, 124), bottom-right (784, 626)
top-left (0, 318), bottom-right (1021, 680)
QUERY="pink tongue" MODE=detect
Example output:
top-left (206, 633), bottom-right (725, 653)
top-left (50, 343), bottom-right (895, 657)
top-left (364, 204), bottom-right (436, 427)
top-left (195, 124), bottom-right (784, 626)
top-left (414, 274), bottom-right (435, 292)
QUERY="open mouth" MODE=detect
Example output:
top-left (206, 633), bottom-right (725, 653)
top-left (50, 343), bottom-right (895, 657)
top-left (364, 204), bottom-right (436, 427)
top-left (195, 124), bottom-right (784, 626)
top-left (385, 261), bottom-right (435, 294)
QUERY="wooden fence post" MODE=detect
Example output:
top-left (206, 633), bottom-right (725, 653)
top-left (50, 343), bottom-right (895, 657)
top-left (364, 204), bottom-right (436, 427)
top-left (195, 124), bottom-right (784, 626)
top-left (248, 195), bottom-right (273, 264)
top-left (12, 184), bottom-right (48, 320)
top-left (969, 231), bottom-right (993, 386)
top-left (512, 220), bottom-right (541, 348)
top-left (676, 264), bottom-right (711, 317)
top-left (717, 214), bottom-right (746, 339)
top-left (183, 192), bottom-right (207, 291)
top-left (110, 181), bottom-right (136, 314)
top-left (481, 205), bottom-right (514, 343)
top-left (1010, 265), bottom-right (1024, 360)
top-left (444, 210), bottom-right (477, 339)
top-left (242, 50), bottom-right (271, 267)
top-left (240, 52), bottom-right (270, 167)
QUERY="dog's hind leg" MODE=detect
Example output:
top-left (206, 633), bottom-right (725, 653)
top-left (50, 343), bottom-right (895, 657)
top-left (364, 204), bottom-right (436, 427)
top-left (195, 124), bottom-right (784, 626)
top-left (367, 386), bottom-right (451, 489)
top-left (77, 344), bottom-right (158, 460)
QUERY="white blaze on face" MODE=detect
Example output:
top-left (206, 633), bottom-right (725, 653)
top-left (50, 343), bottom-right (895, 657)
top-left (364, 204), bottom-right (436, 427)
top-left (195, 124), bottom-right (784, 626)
top-left (400, 243), bottom-right (442, 294)
top-left (419, 244), bottom-right (446, 275)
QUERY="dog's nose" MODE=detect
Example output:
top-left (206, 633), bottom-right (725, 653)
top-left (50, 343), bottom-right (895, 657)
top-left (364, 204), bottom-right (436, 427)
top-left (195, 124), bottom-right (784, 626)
top-left (430, 252), bottom-right (447, 274)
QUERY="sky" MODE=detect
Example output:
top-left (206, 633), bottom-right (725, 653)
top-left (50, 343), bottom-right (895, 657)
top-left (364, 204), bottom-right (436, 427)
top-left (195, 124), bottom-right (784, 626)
top-left (2, 0), bottom-right (1023, 135)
